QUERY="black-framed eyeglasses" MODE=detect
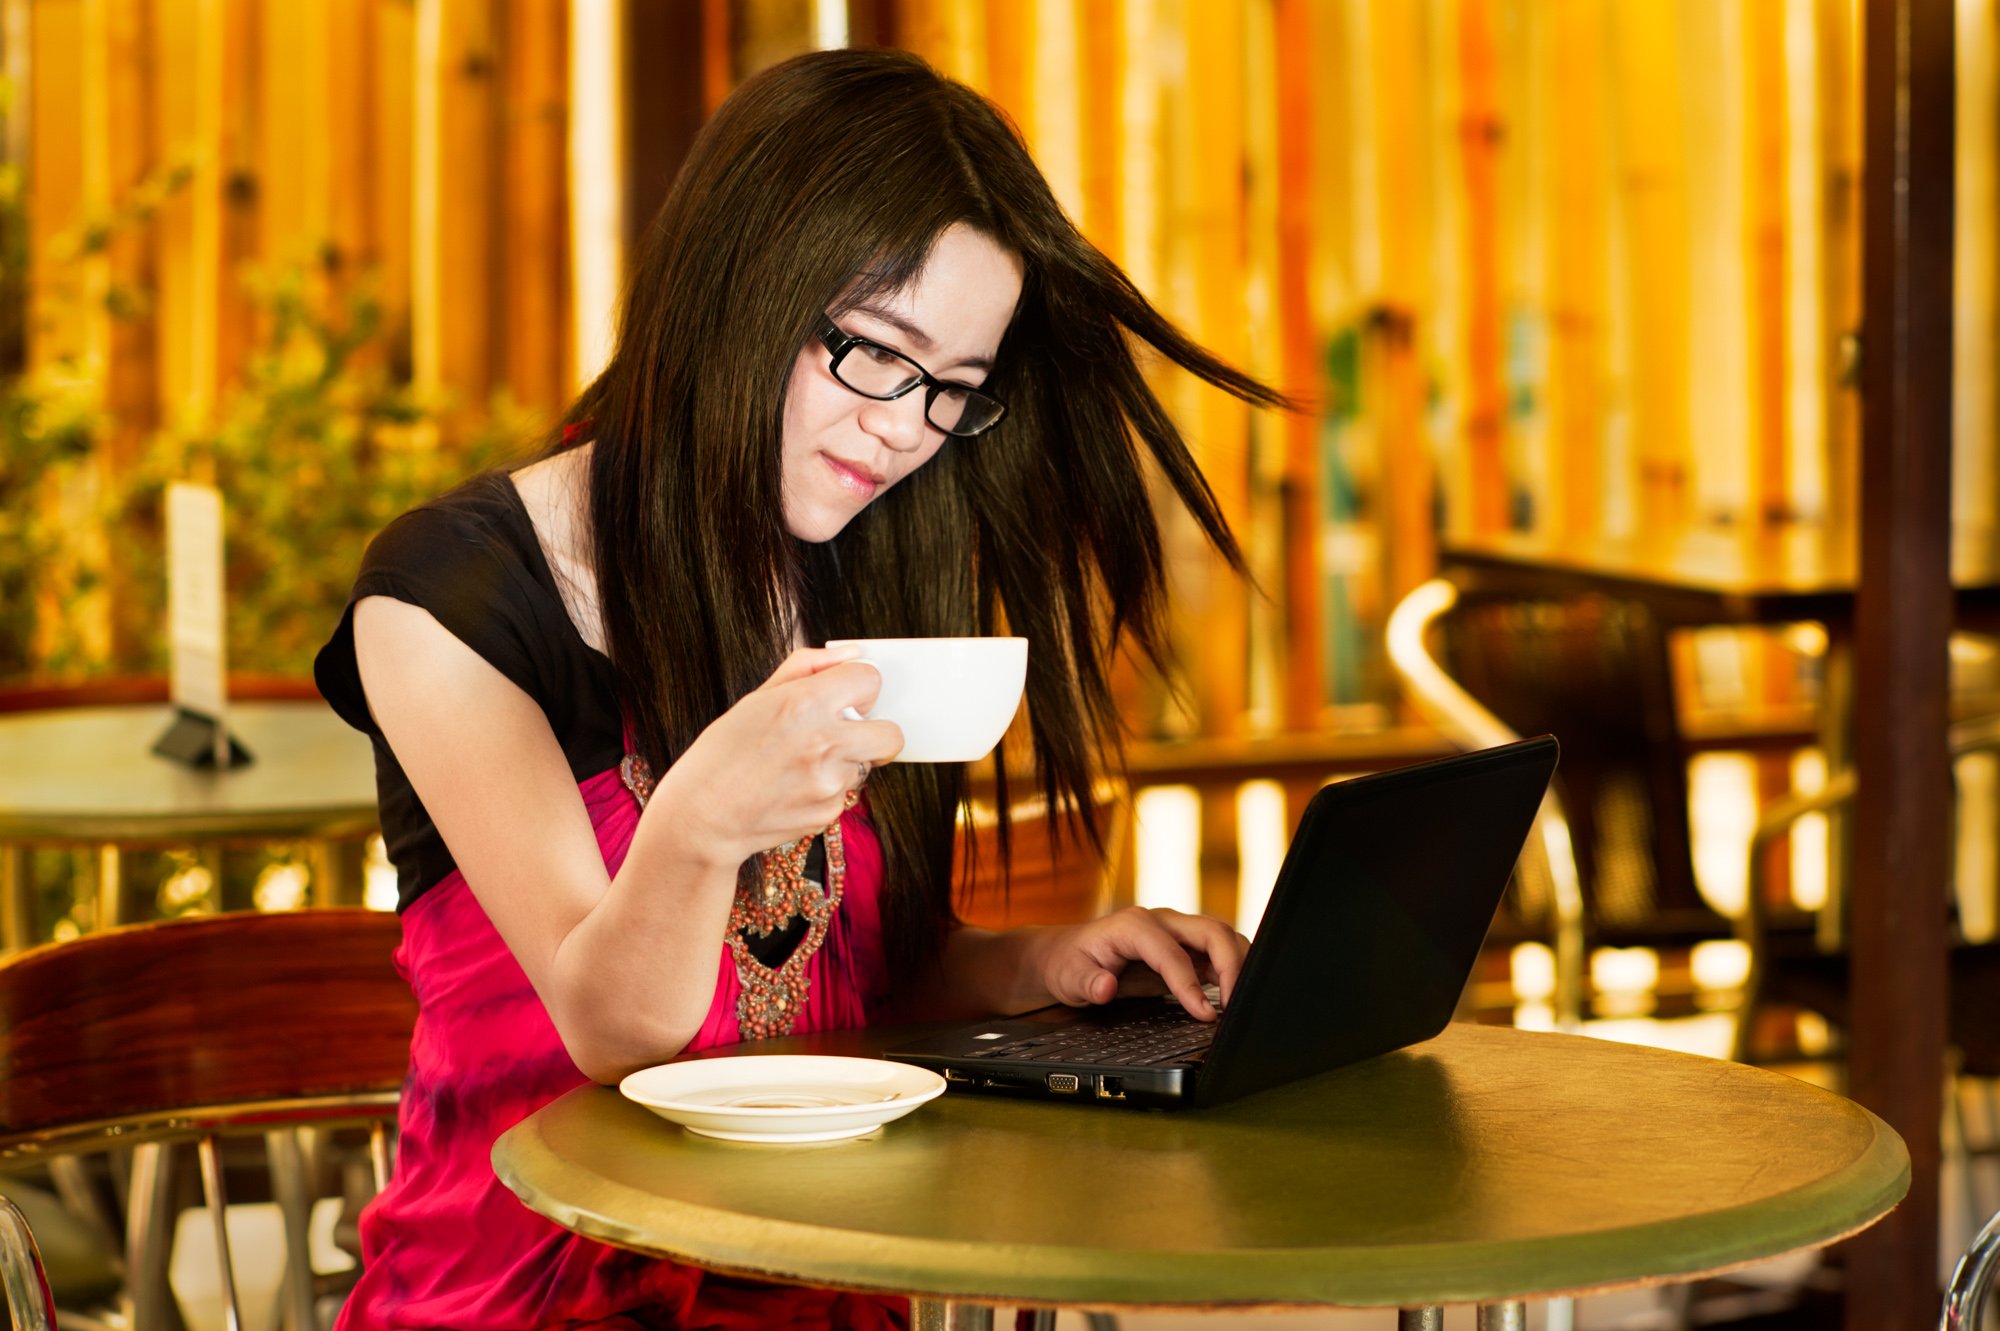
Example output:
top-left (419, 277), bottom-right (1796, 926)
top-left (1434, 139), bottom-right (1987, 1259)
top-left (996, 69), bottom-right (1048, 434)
top-left (814, 314), bottom-right (1007, 438)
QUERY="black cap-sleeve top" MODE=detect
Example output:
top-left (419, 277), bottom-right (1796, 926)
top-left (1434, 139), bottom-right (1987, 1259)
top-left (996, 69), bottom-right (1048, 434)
top-left (314, 471), bottom-right (624, 912)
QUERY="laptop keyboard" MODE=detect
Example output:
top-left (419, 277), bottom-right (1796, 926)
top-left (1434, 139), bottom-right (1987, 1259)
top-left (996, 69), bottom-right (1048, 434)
top-left (969, 1010), bottom-right (1218, 1067)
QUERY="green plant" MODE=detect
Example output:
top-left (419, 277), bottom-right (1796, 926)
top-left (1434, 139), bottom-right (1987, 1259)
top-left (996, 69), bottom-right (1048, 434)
top-left (113, 255), bottom-right (528, 677)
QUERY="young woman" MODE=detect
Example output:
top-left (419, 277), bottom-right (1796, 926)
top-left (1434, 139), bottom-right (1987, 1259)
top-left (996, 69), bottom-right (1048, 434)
top-left (315, 46), bottom-right (1287, 1331)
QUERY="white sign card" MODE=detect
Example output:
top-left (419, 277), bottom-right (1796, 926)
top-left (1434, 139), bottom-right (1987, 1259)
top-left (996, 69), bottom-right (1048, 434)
top-left (164, 481), bottom-right (230, 761)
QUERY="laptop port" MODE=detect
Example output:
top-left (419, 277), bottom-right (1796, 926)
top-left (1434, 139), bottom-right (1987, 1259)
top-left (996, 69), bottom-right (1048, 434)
top-left (943, 1068), bottom-right (973, 1084)
top-left (1046, 1073), bottom-right (1081, 1094)
top-left (1096, 1076), bottom-right (1127, 1101)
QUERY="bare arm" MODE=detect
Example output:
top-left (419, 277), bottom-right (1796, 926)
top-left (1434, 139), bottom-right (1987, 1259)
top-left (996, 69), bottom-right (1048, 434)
top-left (901, 909), bottom-right (1251, 1023)
top-left (352, 596), bottom-right (900, 1083)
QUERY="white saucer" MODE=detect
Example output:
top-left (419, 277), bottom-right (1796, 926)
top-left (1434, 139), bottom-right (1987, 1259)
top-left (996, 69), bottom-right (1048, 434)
top-left (619, 1055), bottom-right (945, 1144)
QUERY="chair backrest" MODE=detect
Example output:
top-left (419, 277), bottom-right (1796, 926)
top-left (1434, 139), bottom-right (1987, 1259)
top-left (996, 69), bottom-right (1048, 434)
top-left (1439, 592), bottom-right (1721, 945)
top-left (0, 909), bottom-right (414, 1331)
top-left (955, 784), bottom-right (1127, 931)
top-left (0, 909), bottom-right (413, 1149)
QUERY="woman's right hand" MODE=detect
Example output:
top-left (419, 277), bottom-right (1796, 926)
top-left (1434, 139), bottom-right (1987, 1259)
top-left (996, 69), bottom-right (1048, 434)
top-left (660, 645), bottom-right (905, 864)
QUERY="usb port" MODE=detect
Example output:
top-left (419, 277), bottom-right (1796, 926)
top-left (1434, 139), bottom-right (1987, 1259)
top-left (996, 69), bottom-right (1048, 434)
top-left (1096, 1076), bottom-right (1127, 1101)
top-left (1046, 1073), bottom-right (1081, 1093)
top-left (944, 1068), bottom-right (973, 1084)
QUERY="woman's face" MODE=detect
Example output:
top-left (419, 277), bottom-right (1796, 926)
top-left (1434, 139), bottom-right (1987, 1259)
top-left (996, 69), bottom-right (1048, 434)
top-left (780, 224), bottom-right (1024, 542)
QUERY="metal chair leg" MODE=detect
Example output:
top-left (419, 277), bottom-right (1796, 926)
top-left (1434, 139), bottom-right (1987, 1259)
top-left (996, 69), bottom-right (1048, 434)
top-left (124, 1142), bottom-right (175, 1331)
top-left (268, 1128), bottom-right (320, 1331)
top-left (197, 1135), bottom-right (244, 1331)
top-left (0, 1194), bottom-right (57, 1331)
top-left (1943, 1203), bottom-right (2000, 1330)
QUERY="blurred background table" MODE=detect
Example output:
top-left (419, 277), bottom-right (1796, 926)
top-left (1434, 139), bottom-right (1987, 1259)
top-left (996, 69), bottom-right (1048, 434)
top-left (0, 695), bottom-right (378, 952)
top-left (492, 1021), bottom-right (1909, 1326)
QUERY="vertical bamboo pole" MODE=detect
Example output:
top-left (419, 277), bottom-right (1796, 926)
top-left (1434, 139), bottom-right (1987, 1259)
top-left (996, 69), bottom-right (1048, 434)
top-left (701, 0), bottom-right (731, 114)
top-left (76, 0), bottom-right (157, 665)
top-left (1954, 0), bottom-right (1999, 536)
top-left (1819, 0), bottom-right (1862, 545)
top-left (1075, 0), bottom-right (1121, 261)
top-left (413, 0), bottom-right (497, 432)
top-left (566, 0), bottom-right (615, 393)
top-left (982, 0), bottom-right (1032, 126)
top-left (1606, 0), bottom-right (1690, 536)
top-left (1242, 0), bottom-right (1281, 734)
top-left (1025, 0), bottom-right (1081, 225)
top-left (1274, 0), bottom-right (1321, 729)
top-left (1180, 0), bottom-right (1249, 739)
top-left (1680, 2), bottom-right (1751, 530)
top-left (1496, 0), bottom-right (1546, 539)
top-left (1782, 0), bottom-right (1829, 529)
top-left (375, 0), bottom-right (416, 373)
top-left (1744, 0), bottom-right (1789, 528)
top-left (499, 0), bottom-right (569, 412)
top-left (1369, 0), bottom-right (1435, 612)
top-left (261, 0), bottom-right (333, 267)
top-left (1456, 0), bottom-right (1507, 536)
top-left (1542, 0), bottom-right (1608, 544)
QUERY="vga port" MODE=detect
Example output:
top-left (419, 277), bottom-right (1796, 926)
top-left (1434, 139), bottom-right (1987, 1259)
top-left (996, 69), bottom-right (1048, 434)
top-left (1046, 1073), bottom-right (1081, 1093)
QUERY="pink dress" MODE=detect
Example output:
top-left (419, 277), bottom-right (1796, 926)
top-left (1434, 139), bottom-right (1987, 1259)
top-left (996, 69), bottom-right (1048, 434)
top-left (333, 766), bottom-right (907, 1331)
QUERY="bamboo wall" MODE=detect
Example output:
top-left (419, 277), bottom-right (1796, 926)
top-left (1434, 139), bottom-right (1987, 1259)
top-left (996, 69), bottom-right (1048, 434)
top-left (8, 0), bottom-right (1997, 740)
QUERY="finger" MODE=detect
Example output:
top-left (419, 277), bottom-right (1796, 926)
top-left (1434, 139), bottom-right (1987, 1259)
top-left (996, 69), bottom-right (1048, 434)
top-left (1153, 912), bottom-right (1252, 1008)
top-left (758, 645), bottom-right (862, 692)
top-left (797, 659), bottom-right (884, 714)
top-left (1113, 918), bottom-right (1213, 1020)
top-left (825, 715), bottom-right (901, 764)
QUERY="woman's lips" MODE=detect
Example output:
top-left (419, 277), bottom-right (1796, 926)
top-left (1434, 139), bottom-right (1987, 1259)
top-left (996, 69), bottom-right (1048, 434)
top-left (822, 453), bottom-right (884, 498)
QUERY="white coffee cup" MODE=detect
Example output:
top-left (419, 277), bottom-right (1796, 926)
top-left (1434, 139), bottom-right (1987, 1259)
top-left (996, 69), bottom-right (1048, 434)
top-left (827, 637), bottom-right (1028, 762)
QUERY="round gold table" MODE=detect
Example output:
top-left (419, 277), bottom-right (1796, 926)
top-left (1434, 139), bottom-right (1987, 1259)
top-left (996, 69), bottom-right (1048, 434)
top-left (0, 700), bottom-right (379, 947)
top-left (491, 1022), bottom-right (1909, 1325)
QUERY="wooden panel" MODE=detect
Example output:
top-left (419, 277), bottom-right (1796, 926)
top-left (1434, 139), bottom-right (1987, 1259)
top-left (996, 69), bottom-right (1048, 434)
top-left (0, 910), bottom-right (414, 1139)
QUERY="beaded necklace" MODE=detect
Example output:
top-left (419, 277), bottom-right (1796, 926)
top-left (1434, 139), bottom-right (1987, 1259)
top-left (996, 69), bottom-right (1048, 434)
top-left (618, 753), bottom-right (854, 1039)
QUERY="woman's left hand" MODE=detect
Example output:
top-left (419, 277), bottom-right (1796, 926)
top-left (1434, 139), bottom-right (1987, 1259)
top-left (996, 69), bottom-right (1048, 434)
top-left (1022, 907), bottom-right (1250, 1022)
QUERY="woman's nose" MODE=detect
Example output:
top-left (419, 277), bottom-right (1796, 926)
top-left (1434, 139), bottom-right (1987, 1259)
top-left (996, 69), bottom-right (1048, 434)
top-left (857, 392), bottom-right (931, 452)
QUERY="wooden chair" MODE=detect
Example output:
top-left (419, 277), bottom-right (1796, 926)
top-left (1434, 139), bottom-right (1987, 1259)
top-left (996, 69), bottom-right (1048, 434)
top-left (0, 909), bottom-right (415, 1331)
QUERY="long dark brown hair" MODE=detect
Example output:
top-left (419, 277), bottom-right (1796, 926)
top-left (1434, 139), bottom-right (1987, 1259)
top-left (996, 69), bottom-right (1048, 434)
top-left (565, 48), bottom-right (1286, 990)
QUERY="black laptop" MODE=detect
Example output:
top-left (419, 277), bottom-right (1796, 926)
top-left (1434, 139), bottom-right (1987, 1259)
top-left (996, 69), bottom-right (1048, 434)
top-left (886, 735), bottom-right (1558, 1108)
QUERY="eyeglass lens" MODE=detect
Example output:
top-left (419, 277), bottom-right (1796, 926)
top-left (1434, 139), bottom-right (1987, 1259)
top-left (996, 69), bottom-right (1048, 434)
top-left (834, 342), bottom-right (1003, 436)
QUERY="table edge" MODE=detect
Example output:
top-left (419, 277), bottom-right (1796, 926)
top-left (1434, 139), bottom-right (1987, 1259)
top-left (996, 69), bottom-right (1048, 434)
top-left (490, 1088), bottom-right (1910, 1309)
